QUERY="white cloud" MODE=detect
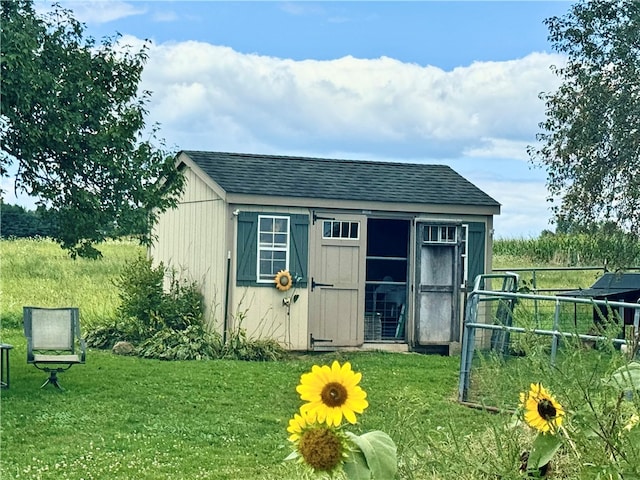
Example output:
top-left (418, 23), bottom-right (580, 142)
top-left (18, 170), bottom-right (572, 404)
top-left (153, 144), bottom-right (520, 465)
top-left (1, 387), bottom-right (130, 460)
top-left (464, 138), bottom-right (531, 161)
top-left (137, 40), bottom-right (565, 162)
top-left (480, 179), bottom-right (554, 238)
top-left (57, 1), bottom-right (146, 24)
top-left (152, 11), bottom-right (179, 23)
top-left (5, 32), bottom-right (565, 237)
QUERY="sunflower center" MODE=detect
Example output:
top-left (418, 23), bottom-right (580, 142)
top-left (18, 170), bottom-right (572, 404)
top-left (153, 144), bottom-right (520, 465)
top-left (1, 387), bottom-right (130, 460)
top-left (537, 399), bottom-right (557, 420)
top-left (321, 382), bottom-right (348, 407)
top-left (298, 427), bottom-right (343, 472)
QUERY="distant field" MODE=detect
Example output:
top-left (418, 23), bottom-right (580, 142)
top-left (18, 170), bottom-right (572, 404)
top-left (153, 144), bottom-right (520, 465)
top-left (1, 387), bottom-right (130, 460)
top-left (1, 236), bottom-right (622, 329)
top-left (0, 238), bottom-right (144, 328)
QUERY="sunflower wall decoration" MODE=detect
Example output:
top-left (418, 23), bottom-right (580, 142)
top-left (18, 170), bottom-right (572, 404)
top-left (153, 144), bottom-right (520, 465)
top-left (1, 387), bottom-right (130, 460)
top-left (275, 270), bottom-right (293, 291)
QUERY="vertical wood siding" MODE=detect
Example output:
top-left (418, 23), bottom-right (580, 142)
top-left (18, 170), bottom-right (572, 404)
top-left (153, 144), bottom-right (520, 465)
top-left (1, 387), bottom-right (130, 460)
top-left (150, 168), bottom-right (227, 329)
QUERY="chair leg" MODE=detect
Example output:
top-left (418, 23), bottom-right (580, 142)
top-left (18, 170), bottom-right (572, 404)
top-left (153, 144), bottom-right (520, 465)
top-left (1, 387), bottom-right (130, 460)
top-left (41, 370), bottom-right (63, 390)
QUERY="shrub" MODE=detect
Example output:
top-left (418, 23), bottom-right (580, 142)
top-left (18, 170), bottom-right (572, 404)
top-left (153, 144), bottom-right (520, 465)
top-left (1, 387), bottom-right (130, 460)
top-left (136, 324), bottom-right (222, 360)
top-left (84, 321), bottom-right (132, 349)
top-left (87, 255), bottom-right (287, 361)
top-left (112, 254), bottom-right (204, 341)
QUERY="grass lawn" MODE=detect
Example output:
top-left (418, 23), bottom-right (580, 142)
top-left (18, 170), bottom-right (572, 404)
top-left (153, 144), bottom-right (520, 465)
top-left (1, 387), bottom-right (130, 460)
top-left (0, 331), bottom-right (490, 479)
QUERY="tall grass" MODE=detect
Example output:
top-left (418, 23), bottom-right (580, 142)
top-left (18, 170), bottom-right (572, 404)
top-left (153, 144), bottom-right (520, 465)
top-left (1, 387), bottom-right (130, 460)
top-left (0, 238), bottom-right (144, 329)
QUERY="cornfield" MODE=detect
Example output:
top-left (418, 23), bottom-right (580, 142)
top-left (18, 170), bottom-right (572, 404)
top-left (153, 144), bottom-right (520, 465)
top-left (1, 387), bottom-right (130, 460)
top-left (494, 233), bottom-right (640, 267)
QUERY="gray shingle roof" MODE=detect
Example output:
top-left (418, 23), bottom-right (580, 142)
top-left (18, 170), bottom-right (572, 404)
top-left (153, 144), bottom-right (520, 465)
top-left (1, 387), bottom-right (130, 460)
top-left (181, 150), bottom-right (500, 207)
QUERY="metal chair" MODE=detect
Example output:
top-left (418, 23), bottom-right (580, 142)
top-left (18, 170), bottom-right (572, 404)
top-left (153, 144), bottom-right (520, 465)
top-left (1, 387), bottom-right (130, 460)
top-left (23, 307), bottom-right (86, 389)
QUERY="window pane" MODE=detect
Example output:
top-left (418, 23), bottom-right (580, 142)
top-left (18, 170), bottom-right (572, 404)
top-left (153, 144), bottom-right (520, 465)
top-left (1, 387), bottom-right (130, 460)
top-left (260, 217), bottom-right (273, 231)
top-left (274, 233), bottom-right (287, 247)
top-left (274, 218), bottom-right (288, 232)
top-left (341, 222), bottom-right (349, 238)
top-left (323, 221), bottom-right (332, 238)
top-left (350, 222), bottom-right (359, 239)
top-left (332, 222), bottom-right (341, 237)
top-left (447, 227), bottom-right (456, 242)
top-left (259, 233), bottom-right (273, 246)
top-left (259, 257), bottom-right (272, 277)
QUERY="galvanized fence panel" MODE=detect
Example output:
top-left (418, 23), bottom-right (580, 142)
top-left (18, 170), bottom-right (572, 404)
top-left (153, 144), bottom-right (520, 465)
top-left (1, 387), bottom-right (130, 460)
top-left (458, 274), bottom-right (640, 409)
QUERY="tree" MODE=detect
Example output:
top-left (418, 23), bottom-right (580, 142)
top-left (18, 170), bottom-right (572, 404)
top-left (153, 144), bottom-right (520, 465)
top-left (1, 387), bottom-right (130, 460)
top-left (0, 202), bottom-right (56, 238)
top-left (0, 1), bottom-right (184, 258)
top-left (529, 0), bottom-right (640, 236)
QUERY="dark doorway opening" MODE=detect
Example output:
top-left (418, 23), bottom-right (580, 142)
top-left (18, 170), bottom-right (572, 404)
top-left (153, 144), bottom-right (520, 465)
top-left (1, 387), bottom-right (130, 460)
top-left (364, 218), bottom-right (410, 341)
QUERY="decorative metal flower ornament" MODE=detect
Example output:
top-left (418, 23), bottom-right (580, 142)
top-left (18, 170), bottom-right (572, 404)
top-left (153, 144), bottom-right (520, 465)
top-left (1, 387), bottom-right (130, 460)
top-left (275, 270), bottom-right (293, 291)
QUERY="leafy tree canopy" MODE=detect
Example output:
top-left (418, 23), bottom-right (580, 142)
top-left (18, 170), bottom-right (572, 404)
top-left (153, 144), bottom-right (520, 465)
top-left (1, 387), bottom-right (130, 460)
top-left (529, 0), bottom-right (640, 237)
top-left (0, 1), bottom-right (184, 258)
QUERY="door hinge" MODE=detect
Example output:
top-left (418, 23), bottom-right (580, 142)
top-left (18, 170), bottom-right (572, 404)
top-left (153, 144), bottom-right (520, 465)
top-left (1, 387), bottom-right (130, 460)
top-left (312, 212), bottom-right (335, 225)
top-left (311, 277), bottom-right (334, 291)
top-left (310, 333), bottom-right (333, 349)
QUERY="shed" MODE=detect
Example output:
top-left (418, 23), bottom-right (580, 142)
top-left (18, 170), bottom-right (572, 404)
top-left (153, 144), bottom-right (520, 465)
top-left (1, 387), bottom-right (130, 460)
top-left (562, 273), bottom-right (640, 330)
top-left (150, 151), bottom-right (501, 353)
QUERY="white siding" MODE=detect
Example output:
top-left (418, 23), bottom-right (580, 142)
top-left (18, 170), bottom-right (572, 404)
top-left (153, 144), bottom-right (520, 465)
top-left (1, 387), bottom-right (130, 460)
top-left (150, 167), bottom-right (227, 331)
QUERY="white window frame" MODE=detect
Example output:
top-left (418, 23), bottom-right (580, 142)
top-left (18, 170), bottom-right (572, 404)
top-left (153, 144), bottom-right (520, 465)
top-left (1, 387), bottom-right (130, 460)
top-left (257, 215), bottom-right (290, 283)
top-left (423, 225), bottom-right (457, 244)
top-left (322, 220), bottom-right (360, 240)
top-left (461, 224), bottom-right (469, 288)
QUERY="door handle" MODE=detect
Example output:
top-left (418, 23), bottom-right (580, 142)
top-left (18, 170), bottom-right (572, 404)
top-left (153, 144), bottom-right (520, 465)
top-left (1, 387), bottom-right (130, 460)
top-left (311, 277), bottom-right (334, 291)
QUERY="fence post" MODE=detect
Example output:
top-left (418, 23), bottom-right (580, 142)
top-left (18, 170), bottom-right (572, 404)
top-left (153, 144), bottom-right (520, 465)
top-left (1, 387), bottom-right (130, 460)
top-left (550, 299), bottom-right (561, 367)
top-left (458, 292), bottom-right (478, 403)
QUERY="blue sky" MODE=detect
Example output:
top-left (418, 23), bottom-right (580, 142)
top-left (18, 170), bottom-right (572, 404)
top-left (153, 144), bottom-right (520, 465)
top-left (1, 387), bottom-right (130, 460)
top-left (10, 1), bottom-right (575, 238)
top-left (82, 2), bottom-right (566, 68)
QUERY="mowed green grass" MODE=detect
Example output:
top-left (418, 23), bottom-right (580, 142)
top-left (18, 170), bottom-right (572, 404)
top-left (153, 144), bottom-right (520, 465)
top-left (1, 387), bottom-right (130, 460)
top-left (1, 330), bottom-right (487, 480)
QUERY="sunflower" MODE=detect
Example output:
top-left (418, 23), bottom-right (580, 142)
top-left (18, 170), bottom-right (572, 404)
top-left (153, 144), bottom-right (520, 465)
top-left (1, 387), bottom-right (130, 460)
top-left (287, 410), bottom-right (349, 474)
top-left (275, 270), bottom-right (293, 291)
top-left (519, 383), bottom-right (565, 433)
top-left (296, 360), bottom-right (369, 427)
top-left (287, 410), bottom-right (316, 442)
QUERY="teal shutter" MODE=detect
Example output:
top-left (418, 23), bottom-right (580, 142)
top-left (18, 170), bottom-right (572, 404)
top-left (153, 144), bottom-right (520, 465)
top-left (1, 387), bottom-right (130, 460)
top-left (289, 214), bottom-right (309, 287)
top-left (236, 212), bottom-right (258, 286)
top-left (236, 212), bottom-right (309, 287)
top-left (466, 222), bottom-right (486, 288)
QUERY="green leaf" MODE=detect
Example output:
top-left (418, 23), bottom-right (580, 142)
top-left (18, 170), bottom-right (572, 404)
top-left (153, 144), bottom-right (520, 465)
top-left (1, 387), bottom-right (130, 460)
top-left (346, 431), bottom-right (397, 480)
top-left (343, 447), bottom-right (371, 480)
top-left (605, 361), bottom-right (640, 392)
top-left (527, 433), bottom-right (562, 471)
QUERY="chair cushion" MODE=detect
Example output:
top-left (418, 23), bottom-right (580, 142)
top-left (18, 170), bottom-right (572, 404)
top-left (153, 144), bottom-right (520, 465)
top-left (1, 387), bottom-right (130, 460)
top-left (33, 354), bottom-right (82, 363)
